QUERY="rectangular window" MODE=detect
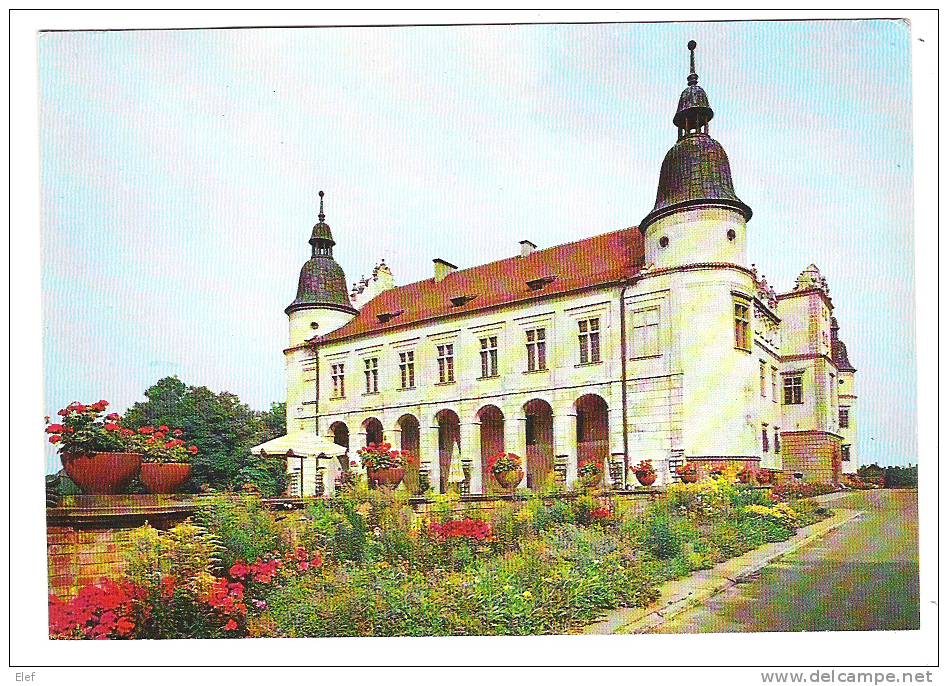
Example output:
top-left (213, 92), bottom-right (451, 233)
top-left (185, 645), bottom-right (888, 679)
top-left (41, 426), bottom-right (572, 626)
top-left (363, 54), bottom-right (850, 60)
top-left (480, 336), bottom-right (498, 378)
top-left (774, 428), bottom-right (781, 453)
top-left (363, 357), bottom-right (379, 394)
top-left (841, 444), bottom-right (851, 462)
top-left (734, 301), bottom-right (750, 351)
top-left (398, 351), bottom-right (415, 389)
top-left (631, 308), bottom-right (660, 357)
top-left (839, 407), bottom-right (850, 428)
top-left (330, 363), bottom-right (345, 399)
top-left (578, 317), bottom-right (601, 364)
top-left (783, 374), bottom-right (803, 405)
top-left (760, 361), bottom-right (767, 397)
top-left (829, 373), bottom-right (837, 410)
top-left (526, 327), bottom-right (547, 371)
top-left (771, 367), bottom-right (778, 403)
top-left (437, 344), bottom-right (455, 383)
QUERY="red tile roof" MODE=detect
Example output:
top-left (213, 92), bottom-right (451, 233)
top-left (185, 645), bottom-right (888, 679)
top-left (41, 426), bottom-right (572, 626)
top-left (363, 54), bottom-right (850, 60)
top-left (317, 227), bottom-right (644, 345)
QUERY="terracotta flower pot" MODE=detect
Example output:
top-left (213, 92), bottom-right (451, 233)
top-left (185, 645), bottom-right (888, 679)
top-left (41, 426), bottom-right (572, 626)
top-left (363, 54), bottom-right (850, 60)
top-left (635, 470), bottom-right (657, 487)
top-left (493, 468), bottom-right (523, 492)
top-left (678, 471), bottom-right (698, 484)
top-left (61, 452), bottom-right (142, 495)
top-left (370, 467), bottom-right (405, 488)
top-left (141, 463), bottom-right (192, 494)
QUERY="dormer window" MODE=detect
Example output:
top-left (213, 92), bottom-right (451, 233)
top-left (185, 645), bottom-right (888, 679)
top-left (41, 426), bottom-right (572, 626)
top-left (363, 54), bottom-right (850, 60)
top-left (450, 295), bottom-right (476, 307)
top-left (526, 275), bottom-right (556, 291)
top-left (376, 310), bottom-right (403, 323)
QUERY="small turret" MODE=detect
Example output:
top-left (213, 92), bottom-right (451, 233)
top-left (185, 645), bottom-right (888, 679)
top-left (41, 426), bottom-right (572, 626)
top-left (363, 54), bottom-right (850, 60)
top-left (286, 190), bottom-right (357, 346)
top-left (640, 41), bottom-right (752, 269)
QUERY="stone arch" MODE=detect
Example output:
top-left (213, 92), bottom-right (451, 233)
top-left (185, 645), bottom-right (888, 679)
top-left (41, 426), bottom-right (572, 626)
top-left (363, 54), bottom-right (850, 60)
top-left (575, 394), bottom-right (609, 473)
top-left (362, 417), bottom-right (384, 447)
top-left (329, 421), bottom-right (350, 471)
top-left (434, 409), bottom-right (461, 494)
top-left (477, 405), bottom-right (505, 494)
top-left (523, 398), bottom-right (554, 491)
top-left (397, 414), bottom-right (421, 493)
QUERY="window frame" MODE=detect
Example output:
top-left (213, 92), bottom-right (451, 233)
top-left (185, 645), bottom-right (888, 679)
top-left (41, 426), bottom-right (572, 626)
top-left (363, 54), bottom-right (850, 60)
top-left (363, 356), bottom-right (379, 394)
top-left (479, 335), bottom-right (499, 379)
top-left (330, 363), bottom-right (346, 399)
top-left (733, 299), bottom-right (751, 352)
top-left (578, 317), bottom-right (601, 365)
top-left (631, 306), bottom-right (661, 358)
top-left (839, 407), bottom-right (850, 429)
top-left (525, 327), bottom-right (547, 372)
top-left (398, 350), bottom-right (415, 389)
top-left (436, 343), bottom-right (455, 384)
top-left (783, 374), bottom-right (803, 405)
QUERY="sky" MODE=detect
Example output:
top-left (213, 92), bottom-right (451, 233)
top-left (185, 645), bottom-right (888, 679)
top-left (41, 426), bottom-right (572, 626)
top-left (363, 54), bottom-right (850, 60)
top-left (39, 19), bottom-right (915, 469)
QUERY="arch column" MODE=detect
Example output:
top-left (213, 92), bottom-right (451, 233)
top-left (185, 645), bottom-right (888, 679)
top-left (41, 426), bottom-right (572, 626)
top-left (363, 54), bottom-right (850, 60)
top-left (420, 422), bottom-right (440, 493)
top-left (461, 420), bottom-right (482, 494)
top-left (505, 417), bottom-right (528, 489)
top-left (608, 406), bottom-right (627, 488)
top-left (554, 411), bottom-right (578, 488)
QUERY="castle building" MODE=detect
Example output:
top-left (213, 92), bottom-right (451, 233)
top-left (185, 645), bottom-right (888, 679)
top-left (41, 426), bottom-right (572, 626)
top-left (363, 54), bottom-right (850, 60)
top-left (272, 42), bottom-right (859, 496)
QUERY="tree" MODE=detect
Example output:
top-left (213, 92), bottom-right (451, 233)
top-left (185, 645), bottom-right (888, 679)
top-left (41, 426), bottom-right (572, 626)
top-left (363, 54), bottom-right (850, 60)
top-left (123, 377), bottom-right (287, 496)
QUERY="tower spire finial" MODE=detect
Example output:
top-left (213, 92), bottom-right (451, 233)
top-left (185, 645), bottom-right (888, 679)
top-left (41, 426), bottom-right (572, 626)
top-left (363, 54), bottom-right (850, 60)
top-left (687, 40), bottom-right (698, 86)
top-left (318, 190), bottom-right (325, 223)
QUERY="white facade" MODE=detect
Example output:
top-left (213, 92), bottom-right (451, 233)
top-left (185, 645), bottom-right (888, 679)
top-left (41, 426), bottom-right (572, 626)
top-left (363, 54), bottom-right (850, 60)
top-left (278, 45), bottom-right (859, 494)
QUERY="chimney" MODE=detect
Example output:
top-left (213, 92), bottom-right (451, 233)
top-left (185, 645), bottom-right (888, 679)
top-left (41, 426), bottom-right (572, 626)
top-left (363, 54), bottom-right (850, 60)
top-left (433, 258), bottom-right (457, 283)
top-left (520, 240), bottom-right (536, 258)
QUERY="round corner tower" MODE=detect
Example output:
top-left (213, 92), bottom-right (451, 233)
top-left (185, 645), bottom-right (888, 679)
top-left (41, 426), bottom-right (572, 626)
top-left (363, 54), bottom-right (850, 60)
top-left (636, 41), bottom-right (761, 469)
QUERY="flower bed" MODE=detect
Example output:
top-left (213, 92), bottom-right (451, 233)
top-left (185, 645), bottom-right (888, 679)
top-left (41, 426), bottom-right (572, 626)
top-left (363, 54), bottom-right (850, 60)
top-left (49, 474), bottom-right (831, 638)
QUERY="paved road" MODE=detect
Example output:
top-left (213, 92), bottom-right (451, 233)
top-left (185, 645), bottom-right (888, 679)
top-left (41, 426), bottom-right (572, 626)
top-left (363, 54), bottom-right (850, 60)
top-left (654, 489), bottom-right (919, 633)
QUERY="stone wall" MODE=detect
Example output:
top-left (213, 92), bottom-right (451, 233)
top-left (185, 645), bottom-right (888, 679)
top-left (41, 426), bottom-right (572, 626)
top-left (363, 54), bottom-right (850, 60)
top-left (781, 430), bottom-right (842, 485)
top-left (48, 526), bottom-right (137, 600)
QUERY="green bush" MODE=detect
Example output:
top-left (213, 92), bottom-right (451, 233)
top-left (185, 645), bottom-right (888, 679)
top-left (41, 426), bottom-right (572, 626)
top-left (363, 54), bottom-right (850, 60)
top-left (194, 495), bottom-right (283, 570)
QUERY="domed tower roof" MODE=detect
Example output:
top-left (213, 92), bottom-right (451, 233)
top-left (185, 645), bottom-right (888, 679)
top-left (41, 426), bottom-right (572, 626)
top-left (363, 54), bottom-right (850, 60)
top-left (641, 41), bottom-right (752, 231)
top-left (285, 191), bottom-right (357, 315)
top-left (830, 317), bottom-right (856, 372)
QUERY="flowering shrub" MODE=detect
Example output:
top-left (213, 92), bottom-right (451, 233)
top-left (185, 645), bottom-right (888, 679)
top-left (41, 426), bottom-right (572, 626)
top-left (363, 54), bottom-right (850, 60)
top-left (737, 466), bottom-right (754, 483)
top-left (357, 442), bottom-right (413, 470)
top-left (666, 475), bottom-right (740, 519)
top-left (49, 578), bottom-right (147, 639)
top-left (708, 463), bottom-right (727, 477)
top-left (488, 452), bottom-right (522, 477)
top-left (427, 518), bottom-right (493, 543)
top-left (744, 502), bottom-right (802, 529)
top-left (578, 460), bottom-right (603, 479)
top-left (770, 481), bottom-right (837, 502)
top-left (589, 506), bottom-right (613, 523)
top-left (842, 473), bottom-right (880, 490)
top-left (128, 425), bottom-right (199, 463)
top-left (44, 401), bottom-right (127, 455)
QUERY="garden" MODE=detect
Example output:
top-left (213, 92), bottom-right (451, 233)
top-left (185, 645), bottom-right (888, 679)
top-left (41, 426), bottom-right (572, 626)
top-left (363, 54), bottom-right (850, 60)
top-left (49, 466), bottom-right (831, 639)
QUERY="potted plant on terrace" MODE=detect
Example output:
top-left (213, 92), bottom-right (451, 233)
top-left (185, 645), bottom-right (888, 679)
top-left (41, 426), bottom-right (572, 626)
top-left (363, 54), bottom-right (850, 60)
top-left (129, 425), bottom-right (199, 494)
top-left (577, 459), bottom-right (603, 488)
top-left (632, 459), bottom-right (657, 487)
top-left (45, 401), bottom-right (141, 494)
top-left (357, 442), bottom-right (409, 488)
top-left (676, 462), bottom-right (698, 484)
top-left (488, 452), bottom-right (523, 492)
